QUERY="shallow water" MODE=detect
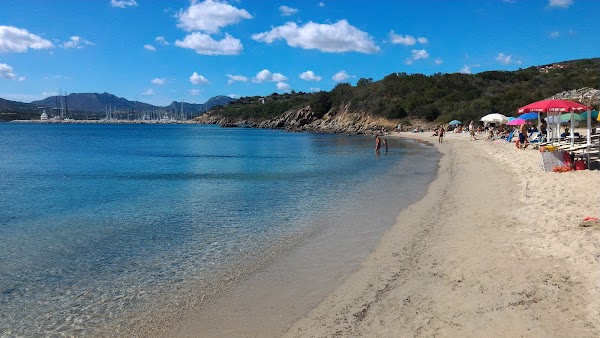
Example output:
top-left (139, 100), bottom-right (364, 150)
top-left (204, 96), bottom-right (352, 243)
top-left (0, 123), bottom-right (439, 336)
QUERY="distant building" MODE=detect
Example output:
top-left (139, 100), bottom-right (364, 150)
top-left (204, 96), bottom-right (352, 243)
top-left (40, 111), bottom-right (48, 120)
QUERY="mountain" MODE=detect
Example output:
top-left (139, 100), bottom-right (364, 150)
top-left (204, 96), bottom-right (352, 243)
top-left (0, 98), bottom-right (37, 121)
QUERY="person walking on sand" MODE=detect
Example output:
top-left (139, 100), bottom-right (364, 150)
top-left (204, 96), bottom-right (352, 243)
top-left (375, 134), bottom-right (381, 152)
top-left (469, 121), bottom-right (477, 141)
top-left (438, 126), bottom-right (444, 143)
top-left (517, 122), bottom-right (528, 149)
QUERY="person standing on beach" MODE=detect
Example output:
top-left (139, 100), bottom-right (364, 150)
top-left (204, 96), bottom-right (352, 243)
top-left (518, 122), bottom-right (528, 149)
top-left (375, 135), bottom-right (381, 152)
top-left (438, 126), bottom-right (444, 143)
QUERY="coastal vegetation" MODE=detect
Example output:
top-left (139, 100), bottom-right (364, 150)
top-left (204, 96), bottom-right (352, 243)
top-left (209, 58), bottom-right (600, 126)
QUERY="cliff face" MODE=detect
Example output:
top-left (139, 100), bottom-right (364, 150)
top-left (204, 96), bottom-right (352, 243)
top-left (197, 105), bottom-right (402, 134)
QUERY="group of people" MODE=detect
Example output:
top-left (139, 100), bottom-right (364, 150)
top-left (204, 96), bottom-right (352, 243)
top-left (375, 134), bottom-right (388, 152)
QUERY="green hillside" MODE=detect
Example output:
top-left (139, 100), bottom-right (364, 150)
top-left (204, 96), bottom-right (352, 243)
top-left (211, 58), bottom-right (600, 125)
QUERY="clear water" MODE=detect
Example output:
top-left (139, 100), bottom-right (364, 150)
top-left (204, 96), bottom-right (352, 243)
top-left (0, 123), bottom-right (439, 336)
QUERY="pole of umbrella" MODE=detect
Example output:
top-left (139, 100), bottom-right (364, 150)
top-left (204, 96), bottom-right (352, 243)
top-left (570, 111), bottom-right (575, 148)
top-left (587, 109), bottom-right (592, 168)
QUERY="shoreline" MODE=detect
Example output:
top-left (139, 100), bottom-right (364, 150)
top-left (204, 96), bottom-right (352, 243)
top-left (283, 131), bottom-right (600, 336)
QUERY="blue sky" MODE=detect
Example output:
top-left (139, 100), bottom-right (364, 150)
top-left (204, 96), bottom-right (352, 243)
top-left (0, 0), bottom-right (599, 106)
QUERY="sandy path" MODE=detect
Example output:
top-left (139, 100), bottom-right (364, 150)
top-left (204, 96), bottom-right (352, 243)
top-left (284, 132), bottom-right (600, 337)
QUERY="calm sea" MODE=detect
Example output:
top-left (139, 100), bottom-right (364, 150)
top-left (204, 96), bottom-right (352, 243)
top-left (0, 123), bottom-right (439, 336)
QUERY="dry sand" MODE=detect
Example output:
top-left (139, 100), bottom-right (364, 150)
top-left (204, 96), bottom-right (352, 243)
top-left (284, 131), bottom-right (600, 337)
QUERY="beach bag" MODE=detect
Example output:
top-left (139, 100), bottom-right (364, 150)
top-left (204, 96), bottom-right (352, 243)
top-left (574, 160), bottom-right (586, 170)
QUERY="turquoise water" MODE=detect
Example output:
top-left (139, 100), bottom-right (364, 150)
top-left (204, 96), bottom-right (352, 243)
top-left (0, 123), bottom-right (439, 336)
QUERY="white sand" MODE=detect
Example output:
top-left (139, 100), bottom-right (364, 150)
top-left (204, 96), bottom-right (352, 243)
top-left (284, 131), bottom-right (600, 337)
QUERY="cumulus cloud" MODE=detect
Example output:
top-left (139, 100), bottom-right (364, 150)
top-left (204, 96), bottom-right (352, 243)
top-left (110, 0), bottom-right (138, 8)
top-left (62, 36), bottom-right (94, 48)
top-left (0, 63), bottom-right (17, 79)
top-left (190, 72), bottom-right (210, 85)
top-left (0, 26), bottom-right (54, 53)
top-left (549, 0), bottom-right (573, 8)
top-left (332, 70), bottom-right (350, 82)
top-left (460, 65), bottom-right (472, 74)
top-left (389, 31), bottom-right (428, 46)
top-left (175, 32), bottom-right (243, 55)
top-left (253, 69), bottom-right (287, 83)
top-left (151, 77), bottom-right (165, 85)
top-left (279, 5), bottom-right (298, 16)
top-left (227, 74), bottom-right (248, 85)
top-left (177, 0), bottom-right (252, 34)
top-left (435, 57), bottom-right (444, 65)
top-left (252, 20), bottom-right (380, 54)
top-left (496, 52), bottom-right (521, 65)
top-left (144, 44), bottom-right (156, 51)
top-left (406, 49), bottom-right (429, 64)
top-left (155, 36), bottom-right (169, 45)
top-left (299, 70), bottom-right (321, 81)
top-left (141, 89), bottom-right (156, 95)
top-left (189, 89), bottom-right (201, 96)
top-left (276, 82), bottom-right (291, 92)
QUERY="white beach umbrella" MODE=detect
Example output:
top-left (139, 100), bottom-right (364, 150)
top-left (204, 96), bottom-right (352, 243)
top-left (480, 113), bottom-right (509, 124)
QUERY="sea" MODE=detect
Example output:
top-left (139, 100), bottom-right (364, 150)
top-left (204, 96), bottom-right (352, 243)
top-left (0, 123), bottom-right (440, 336)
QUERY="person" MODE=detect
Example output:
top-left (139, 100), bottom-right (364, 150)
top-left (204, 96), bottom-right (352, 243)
top-left (518, 122), bottom-right (529, 149)
top-left (438, 125), bottom-right (444, 143)
top-left (375, 134), bottom-right (381, 152)
top-left (383, 138), bottom-right (388, 152)
top-left (468, 120), bottom-right (474, 133)
top-left (469, 126), bottom-right (477, 141)
top-left (539, 120), bottom-right (547, 139)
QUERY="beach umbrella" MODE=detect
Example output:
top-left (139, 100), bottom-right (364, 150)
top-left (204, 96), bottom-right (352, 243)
top-left (449, 120), bottom-right (462, 126)
top-left (518, 99), bottom-right (591, 147)
top-left (580, 110), bottom-right (599, 119)
top-left (507, 118), bottom-right (526, 126)
top-left (480, 113), bottom-right (509, 124)
top-left (507, 117), bottom-right (516, 122)
top-left (560, 113), bottom-right (584, 122)
top-left (519, 112), bottom-right (539, 120)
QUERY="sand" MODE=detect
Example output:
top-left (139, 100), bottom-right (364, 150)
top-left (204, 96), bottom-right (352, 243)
top-left (283, 131), bottom-right (600, 337)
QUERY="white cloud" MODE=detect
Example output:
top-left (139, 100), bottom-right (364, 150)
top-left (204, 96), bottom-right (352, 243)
top-left (252, 20), bottom-right (380, 54)
top-left (0, 63), bottom-right (17, 79)
top-left (460, 65), bottom-right (472, 74)
top-left (189, 89), bottom-right (201, 96)
top-left (310, 87), bottom-right (321, 92)
top-left (177, 0), bottom-right (253, 34)
top-left (62, 36), bottom-right (94, 49)
top-left (417, 37), bottom-right (428, 44)
top-left (110, 0), bottom-right (137, 8)
top-left (175, 32), bottom-right (243, 55)
top-left (435, 57), bottom-right (443, 65)
top-left (496, 53), bottom-right (512, 64)
top-left (276, 82), bottom-right (291, 92)
top-left (390, 32), bottom-right (416, 46)
top-left (227, 74), bottom-right (248, 85)
top-left (17, 76), bottom-right (25, 81)
top-left (549, 31), bottom-right (560, 38)
top-left (253, 69), bottom-right (287, 83)
top-left (318, 2), bottom-right (325, 7)
top-left (549, 0), bottom-right (573, 8)
top-left (151, 77), bottom-right (165, 85)
top-left (495, 52), bottom-right (522, 65)
top-left (42, 91), bottom-right (58, 97)
top-left (401, 49), bottom-right (426, 64)
top-left (279, 5), bottom-right (298, 16)
top-left (332, 70), bottom-right (350, 82)
top-left (190, 72), bottom-right (210, 85)
top-left (228, 94), bottom-right (240, 99)
top-left (155, 36), bottom-right (169, 45)
top-left (141, 89), bottom-right (156, 95)
top-left (299, 70), bottom-right (322, 81)
top-left (144, 44), bottom-right (156, 51)
top-left (0, 26), bottom-right (54, 53)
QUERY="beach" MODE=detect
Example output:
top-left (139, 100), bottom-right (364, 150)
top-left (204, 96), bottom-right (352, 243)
top-left (283, 130), bottom-right (600, 337)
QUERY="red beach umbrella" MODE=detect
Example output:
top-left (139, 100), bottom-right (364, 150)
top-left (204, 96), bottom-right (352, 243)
top-left (517, 99), bottom-right (591, 113)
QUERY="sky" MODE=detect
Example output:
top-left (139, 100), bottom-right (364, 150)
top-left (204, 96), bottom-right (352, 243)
top-left (0, 0), bottom-right (599, 106)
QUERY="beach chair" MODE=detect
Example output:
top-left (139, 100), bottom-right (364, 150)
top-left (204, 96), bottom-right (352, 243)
top-left (504, 130), bottom-right (516, 143)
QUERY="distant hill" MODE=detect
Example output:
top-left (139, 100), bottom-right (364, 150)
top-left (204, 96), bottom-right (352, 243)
top-left (0, 93), bottom-right (235, 121)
